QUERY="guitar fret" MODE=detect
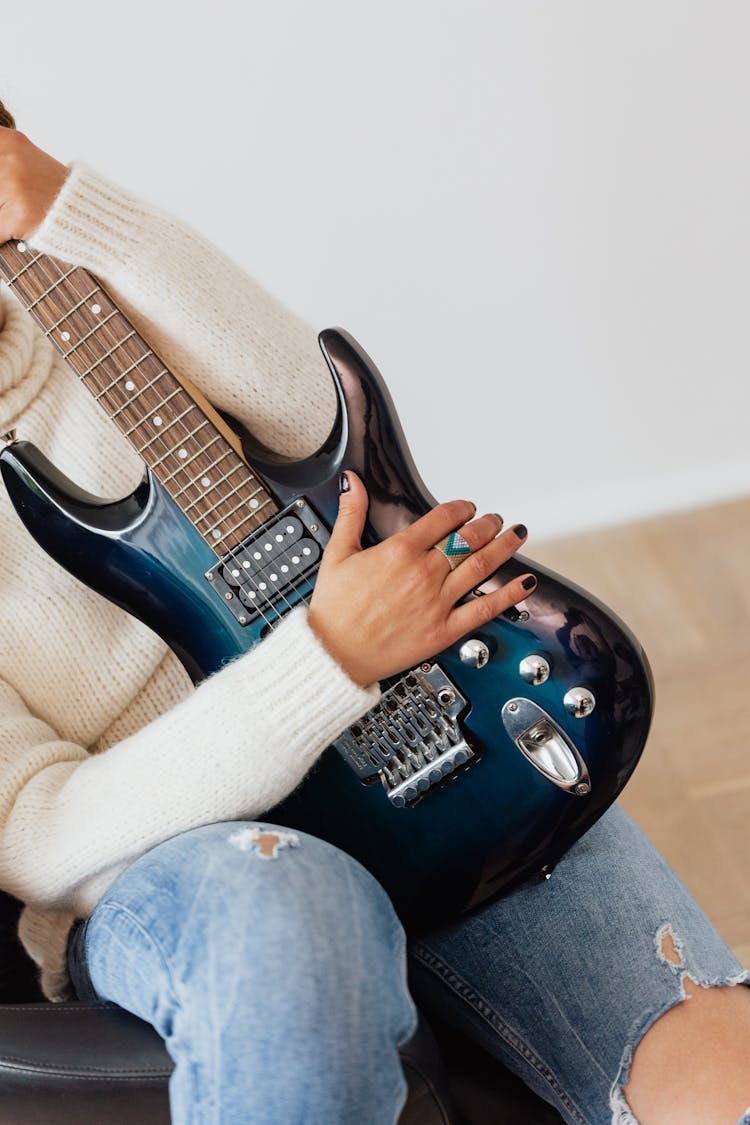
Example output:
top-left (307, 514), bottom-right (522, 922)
top-left (95, 356), bottom-right (156, 400)
top-left (4, 250), bottom-right (44, 284)
top-left (160, 437), bottom-right (226, 483)
top-left (153, 425), bottom-right (217, 470)
top-left (216, 498), bottom-right (273, 541)
top-left (104, 366), bottom-right (164, 411)
top-left (62, 310), bottom-right (119, 356)
top-left (27, 266), bottom-right (78, 309)
top-left (44, 289), bottom-right (101, 335)
top-left (79, 331), bottom-right (137, 377)
top-left (201, 487), bottom-right (265, 531)
top-left (203, 460), bottom-right (247, 493)
top-left (135, 404), bottom-right (198, 453)
top-left (121, 387), bottom-right (183, 436)
top-left (172, 451), bottom-right (238, 498)
top-left (0, 241), bottom-right (280, 548)
top-left (186, 480), bottom-right (261, 521)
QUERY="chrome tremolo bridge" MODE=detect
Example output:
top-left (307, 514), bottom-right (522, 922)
top-left (334, 665), bottom-right (476, 807)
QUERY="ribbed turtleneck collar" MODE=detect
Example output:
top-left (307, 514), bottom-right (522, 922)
top-left (0, 287), bottom-right (55, 431)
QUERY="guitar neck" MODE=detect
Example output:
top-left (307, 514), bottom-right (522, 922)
top-left (0, 240), bottom-right (279, 556)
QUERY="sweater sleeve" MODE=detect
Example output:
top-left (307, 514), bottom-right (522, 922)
top-left (30, 162), bottom-right (339, 460)
top-left (0, 165), bottom-right (382, 917)
top-left (0, 606), bottom-right (379, 914)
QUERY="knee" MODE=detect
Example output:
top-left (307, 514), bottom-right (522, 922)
top-left (180, 822), bottom-right (399, 956)
top-left (622, 982), bottom-right (750, 1124)
top-left (107, 820), bottom-right (394, 933)
top-left (172, 823), bottom-right (417, 1055)
top-left (100, 822), bottom-right (412, 1026)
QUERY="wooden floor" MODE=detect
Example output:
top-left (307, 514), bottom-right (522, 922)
top-left (531, 495), bottom-right (750, 967)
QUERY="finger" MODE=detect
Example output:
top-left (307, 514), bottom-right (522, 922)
top-left (428, 512), bottom-right (503, 576)
top-left (446, 512), bottom-right (503, 553)
top-left (446, 571), bottom-right (538, 639)
top-left (401, 499), bottom-right (477, 554)
top-left (324, 470), bottom-right (369, 562)
top-left (441, 523), bottom-right (527, 598)
top-left (0, 201), bottom-right (21, 246)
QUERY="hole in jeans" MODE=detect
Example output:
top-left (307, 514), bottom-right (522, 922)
top-left (610, 925), bottom-right (750, 1124)
top-left (655, 923), bottom-right (684, 969)
top-left (228, 826), bottom-right (300, 859)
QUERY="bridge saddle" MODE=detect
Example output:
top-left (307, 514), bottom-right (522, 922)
top-left (335, 664), bottom-right (476, 807)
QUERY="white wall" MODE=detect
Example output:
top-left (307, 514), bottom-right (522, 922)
top-left (3, 0), bottom-right (748, 539)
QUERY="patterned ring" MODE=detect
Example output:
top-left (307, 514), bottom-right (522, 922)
top-left (433, 530), bottom-right (472, 571)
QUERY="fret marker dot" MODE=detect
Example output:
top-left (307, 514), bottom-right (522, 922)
top-left (253, 551), bottom-right (262, 560)
top-left (259, 582), bottom-right (267, 590)
top-left (248, 590), bottom-right (257, 599)
top-left (286, 525), bottom-right (294, 533)
top-left (125, 380), bottom-right (136, 391)
top-left (303, 547), bottom-right (311, 556)
top-left (152, 415), bottom-right (162, 426)
top-left (249, 499), bottom-right (259, 509)
top-left (178, 448), bottom-right (187, 458)
top-left (264, 543), bottom-right (272, 551)
top-left (201, 476), bottom-right (210, 487)
top-left (292, 556), bottom-right (300, 564)
top-left (231, 568), bottom-right (240, 578)
top-left (242, 561), bottom-right (251, 569)
top-left (270, 573), bottom-right (278, 581)
top-left (275, 534), bottom-right (283, 542)
top-left (17, 242), bottom-right (26, 253)
top-left (91, 303), bottom-right (102, 314)
top-left (60, 331), bottom-right (70, 342)
top-left (211, 529), bottom-right (221, 539)
top-left (281, 564), bottom-right (289, 573)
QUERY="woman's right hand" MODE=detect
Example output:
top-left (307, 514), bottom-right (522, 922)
top-left (308, 471), bottom-right (536, 687)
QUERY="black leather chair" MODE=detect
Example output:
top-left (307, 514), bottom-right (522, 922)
top-left (0, 893), bottom-right (562, 1124)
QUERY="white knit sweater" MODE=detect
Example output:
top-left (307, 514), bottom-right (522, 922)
top-left (0, 164), bottom-right (381, 1001)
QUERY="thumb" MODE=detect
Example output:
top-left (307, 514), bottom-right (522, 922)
top-left (326, 471), bottom-right (369, 561)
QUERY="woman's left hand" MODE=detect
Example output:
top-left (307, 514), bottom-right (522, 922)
top-left (0, 127), bottom-right (68, 243)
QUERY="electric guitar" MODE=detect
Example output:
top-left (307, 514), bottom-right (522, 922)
top-left (0, 238), bottom-right (653, 931)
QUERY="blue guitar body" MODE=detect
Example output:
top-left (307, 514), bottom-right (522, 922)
top-left (0, 329), bottom-right (653, 931)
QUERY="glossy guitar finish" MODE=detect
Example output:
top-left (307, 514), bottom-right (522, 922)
top-left (0, 329), bottom-right (653, 932)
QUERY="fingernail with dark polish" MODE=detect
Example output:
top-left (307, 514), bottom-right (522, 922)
top-left (513, 524), bottom-right (528, 539)
top-left (494, 514), bottom-right (504, 525)
top-left (522, 574), bottom-right (537, 591)
top-left (339, 471), bottom-right (350, 494)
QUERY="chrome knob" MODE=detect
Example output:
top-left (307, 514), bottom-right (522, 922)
top-left (459, 638), bottom-right (490, 669)
top-left (519, 654), bottom-right (550, 685)
top-left (563, 687), bottom-right (596, 718)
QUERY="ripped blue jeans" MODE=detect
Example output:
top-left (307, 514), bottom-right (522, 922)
top-left (67, 806), bottom-right (750, 1125)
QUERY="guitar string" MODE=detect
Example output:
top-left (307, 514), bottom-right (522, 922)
top-left (7, 248), bottom-right (318, 632)
top-left (16, 249), bottom-right (307, 630)
top-left (58, 254), bottom-right (322, 629)
top-left (2, 247), bottom-right (428, 774)
top-left (35, 255), bottom-right (316, 630)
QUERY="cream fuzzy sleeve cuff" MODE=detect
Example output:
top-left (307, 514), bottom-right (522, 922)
top-left (2, 607), bottom-right (380, 913)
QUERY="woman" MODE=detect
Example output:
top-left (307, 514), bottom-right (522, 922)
top-left (0, 104), bottom-right (748, 1124)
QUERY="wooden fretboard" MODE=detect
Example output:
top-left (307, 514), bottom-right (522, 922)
top-left (0, 240), bottom-right (279, 557)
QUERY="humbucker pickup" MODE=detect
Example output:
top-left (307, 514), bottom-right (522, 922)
top-left (205, 499), bottom-right (329, 626)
